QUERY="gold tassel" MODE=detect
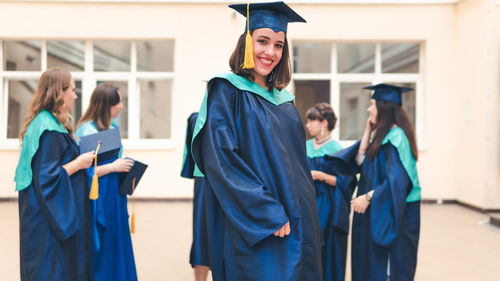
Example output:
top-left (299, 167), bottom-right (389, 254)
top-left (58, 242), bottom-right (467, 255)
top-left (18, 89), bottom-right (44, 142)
top-left (242, 3), bottom-right (255, 69)
top-left (131, 177), bottom-right (136, 234)
top-left (89, 142), bottom-right (101, 200)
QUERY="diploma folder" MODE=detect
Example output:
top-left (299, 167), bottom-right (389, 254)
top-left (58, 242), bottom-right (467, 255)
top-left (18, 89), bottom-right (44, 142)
top-left (79, 127), bottom-right (122, 162)
top-left (119, 159), bottom-right (148, 195)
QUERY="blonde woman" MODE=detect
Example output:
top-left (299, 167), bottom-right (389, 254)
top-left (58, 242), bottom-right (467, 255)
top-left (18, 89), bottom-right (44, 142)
top-left (15, 67), bottom-right (95, 280)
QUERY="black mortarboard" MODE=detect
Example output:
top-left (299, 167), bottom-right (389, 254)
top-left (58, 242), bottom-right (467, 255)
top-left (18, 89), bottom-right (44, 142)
top-left (229, 1), bottom-right (306, 34)
top-left (119, 158), bottom-right (148, 195)
top-left (363, 83), bottom-right (413, 106)
top-left (79, 127), bottom-right (122, 162)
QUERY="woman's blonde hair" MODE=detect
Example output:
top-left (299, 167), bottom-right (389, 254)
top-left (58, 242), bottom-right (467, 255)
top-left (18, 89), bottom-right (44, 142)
top-left (19, 67), bottom-right (73, 141)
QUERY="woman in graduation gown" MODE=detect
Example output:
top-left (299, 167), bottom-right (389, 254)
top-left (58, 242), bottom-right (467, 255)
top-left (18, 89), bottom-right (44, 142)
top-left (330, 83), bottom-right (421, 281)
top-left (15, 67), bottom-right (95, 280)
top-left (305, 103), bottom-right (356, 281)
top-left (75, 84), bottom-right (138, 281)
top-left (191, 2), bottom-right (323, 281)
top-left (180, 112), bottom-right (211, 281)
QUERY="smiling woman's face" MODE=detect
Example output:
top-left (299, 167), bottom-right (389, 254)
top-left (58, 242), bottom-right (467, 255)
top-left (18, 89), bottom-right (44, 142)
top-left (251, 28), bottom-right (285, 79)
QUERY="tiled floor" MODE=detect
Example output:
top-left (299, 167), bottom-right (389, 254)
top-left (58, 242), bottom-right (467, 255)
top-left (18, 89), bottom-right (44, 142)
top-left (1, 201), bottom-right (499, 281)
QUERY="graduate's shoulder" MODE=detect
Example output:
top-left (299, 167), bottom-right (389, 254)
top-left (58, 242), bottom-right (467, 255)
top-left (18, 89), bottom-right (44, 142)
top-left (75, 121), bottom-right (98, 138)
top-left (382, 126), bottom-right (410, 149)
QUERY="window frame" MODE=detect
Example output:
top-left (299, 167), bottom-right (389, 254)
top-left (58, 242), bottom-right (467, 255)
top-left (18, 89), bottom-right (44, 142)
top-left (292, 41), bottom-right (425, 149)
top-left (0, 39), bottom-right (175, 150)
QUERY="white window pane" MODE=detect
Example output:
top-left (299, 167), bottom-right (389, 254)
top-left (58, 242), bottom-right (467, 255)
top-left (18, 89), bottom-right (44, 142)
top-left (293, 42), bottom-right (331, 73)
top-left (137, 41), bottom-right (174, 72)
top-left (382, 43), bottom-right (419, 73)
top-left (3, 41), bottom-right (41, 71)
top-left (339, 82), bottom-right (372, 140)
top-left (69, 80), bottom-right (83, 128)
top-left (48, 41), bottom-right (85, 71)
top-left (337, 43), bottom-right (375, 73)
top-left (7, 79), bottom-right (37, 138)
top-left (139, 80), bottom-right (172, 139)
top-left (94, 41), bottom-right (131, 72)
top-left (96, 80), bottom-right (128, 138)
top-left (293, 80), bottom-right (330, 127)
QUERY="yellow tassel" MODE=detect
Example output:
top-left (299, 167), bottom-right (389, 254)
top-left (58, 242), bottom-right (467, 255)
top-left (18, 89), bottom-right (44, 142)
top-left (130, 177), bottom-right (136, 234)
top-left (130, 212), bottom-right (135, 234)
top-left (89, 142), bottom-right (101, 200)
top-left (89, 174), bottom-right (99, 200)
top-left (242, 3), bottom-right (255, 69)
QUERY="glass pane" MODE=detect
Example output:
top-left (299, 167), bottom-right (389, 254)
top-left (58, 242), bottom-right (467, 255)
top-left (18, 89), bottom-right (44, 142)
top-left (7, 79), bottom-right (37, 138)
top-left (382, 43), bottom-right (419, 73)
top-left (3, 41), bottom-right (41, 71)
top-left (339, 82), bottom-right (372, 140)
top-left (139, 80), bottom-right (172, 139)
top-left (293, 80), bottom-right (330, 129)
top-left (93, 41), bottom-right (130, 71)
top-left (137, 40), bottom-right (174, 72)
top-left (47, 41), bottom-right (85, 71)
top-left (337, 43), bottom-right (375, 73)
top-left (69, 80), bottom-right (83, 128)
top-left (384, 82), bottom-right (417, 126)
top-left (96, 80), bottom-right (128, 138)
top-left (293, 42), bottom-right (331, 73)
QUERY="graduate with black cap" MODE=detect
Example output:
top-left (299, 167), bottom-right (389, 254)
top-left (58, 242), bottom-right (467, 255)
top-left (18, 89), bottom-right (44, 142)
top-left (190, 2), bottom-right (323, 280)
top-left (327, 83), bottom-right (421, 281)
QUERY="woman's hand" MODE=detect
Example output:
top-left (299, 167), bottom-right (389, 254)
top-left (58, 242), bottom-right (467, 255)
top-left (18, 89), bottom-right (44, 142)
top-left (77, 151), bottom-right (95, 169)
top-left (311, 170), bottom-right (337, 186)
top-left (311, 170), bottom-right (323, 181)
top-left (111, 158), bottom-right (134, 173)
top-left (273, 222), bottom-right (291, 238)
top-left (351, 193), bottom-right (371, 214)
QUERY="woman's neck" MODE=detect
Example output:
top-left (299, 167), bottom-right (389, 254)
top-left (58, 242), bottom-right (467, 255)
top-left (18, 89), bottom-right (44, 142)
top-left (313, 134), bottom-right (331, 149)
top-left (253, 74), bottom-right (269, 91)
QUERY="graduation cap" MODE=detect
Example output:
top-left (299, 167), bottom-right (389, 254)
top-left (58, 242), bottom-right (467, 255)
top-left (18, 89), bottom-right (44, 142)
top-left (119, 158), bottom-right (148, 195)
top-left (79, 127), bottom-right (122, 162)
top-left (79, 127), bottom-right (122, 199)
top-left (363, 83), bottom-right (413, 106)
top-left (229, 1), bottom-right (306, 69)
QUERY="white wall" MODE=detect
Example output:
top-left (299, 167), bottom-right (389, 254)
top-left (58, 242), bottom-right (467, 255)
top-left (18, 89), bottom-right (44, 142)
top-left (0, 1), bottom-right (499, 208)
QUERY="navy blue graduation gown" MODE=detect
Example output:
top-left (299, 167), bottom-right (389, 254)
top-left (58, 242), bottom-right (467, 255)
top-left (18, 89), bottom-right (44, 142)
top-left (307, 141), bottom-right (356, 281)
top-left (181, 113), bottom-right (210, 267)
top-left (75, 123), bottom-right (137, 281)
top-left (192, 77), bottom-right (323, 281)
top-left (18, 131), bottom-right (93, 281)
top-left (329, 141), bottom-right (420, 281)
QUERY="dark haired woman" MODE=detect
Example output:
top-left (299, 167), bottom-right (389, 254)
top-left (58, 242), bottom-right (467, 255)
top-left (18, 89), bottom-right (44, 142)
top-left (191, 2), bottom-right (322, 281)
top-left (15, 67), bottom-right (95, 280)
top-left (75, 84), bottom-right (137, 281)
top-left (331, 84), bottom-right (421, 281)
top-left (305, 103), bottom-right (355, 281)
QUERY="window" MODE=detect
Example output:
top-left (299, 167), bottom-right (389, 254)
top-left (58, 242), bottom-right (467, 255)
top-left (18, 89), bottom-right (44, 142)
top-left (0, 40), bottom-right (175, 149)
top-left (293, 42), bottom-right (422, 145)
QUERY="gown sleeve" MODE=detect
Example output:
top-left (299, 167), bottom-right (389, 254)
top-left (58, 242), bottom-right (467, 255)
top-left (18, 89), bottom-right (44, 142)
top-left (192, 78), bottom-right (289, 247)
top-left (31, 131), bottom-right (81, 241)
top-left (369, 143), bottom-right (411, 247)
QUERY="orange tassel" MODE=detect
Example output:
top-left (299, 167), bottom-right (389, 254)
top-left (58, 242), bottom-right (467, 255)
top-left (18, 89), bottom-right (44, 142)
top-left (89, 142), bottom-right (101, 200)
top-left (242, 3), bottom-right (255, 69)
top-left (130, 177), bottom-right (136, 234)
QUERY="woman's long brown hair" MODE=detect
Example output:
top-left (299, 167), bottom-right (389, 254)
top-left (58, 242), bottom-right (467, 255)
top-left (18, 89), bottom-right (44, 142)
top-left (366, 100), bottom-right (418, 161)
top-left (76, 84), bottom-right (120, 131)
top-left (19, 67), bottom-right (73, 141)
top-left (229, 32), bottom-right (292, 90)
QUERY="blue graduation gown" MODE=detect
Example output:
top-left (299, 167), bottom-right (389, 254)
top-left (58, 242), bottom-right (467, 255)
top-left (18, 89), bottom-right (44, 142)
top-left (329, 141), bottom-right (420, 281)
top-left (181, 113), bottom-right (210, 267)
top-left (75, 123), bottom-right (138, 281)
top-left (18, 131), bottom-right (93, 281)
top-left (307, 140), bottom-right (356, 281)
top-left (192, 77), bottom-right (323, 281)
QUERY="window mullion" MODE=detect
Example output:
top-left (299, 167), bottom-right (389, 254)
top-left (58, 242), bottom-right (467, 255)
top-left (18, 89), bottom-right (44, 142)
top-left (0, 40), bottom-right (4, 141)
top-left (129, 41), bottom-right (139, 141)
top-left (331, 42), bottom-right (340, 142)
top-left (374, 42), bottom-right (382, 83)
top-left (41, 40), bottom-right (47, 71)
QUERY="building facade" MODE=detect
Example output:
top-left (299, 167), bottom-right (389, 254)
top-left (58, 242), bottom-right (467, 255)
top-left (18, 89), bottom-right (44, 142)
top-left (0, 0), bottom-right (499, 210)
